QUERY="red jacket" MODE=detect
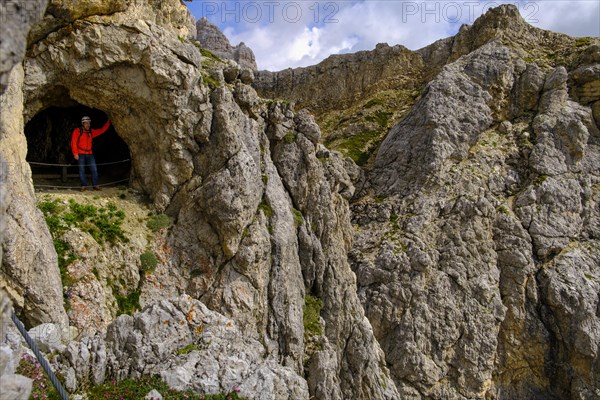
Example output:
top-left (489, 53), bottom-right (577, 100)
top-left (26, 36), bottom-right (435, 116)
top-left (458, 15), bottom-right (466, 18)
top-left (71, 120), bottom-right (110, 156)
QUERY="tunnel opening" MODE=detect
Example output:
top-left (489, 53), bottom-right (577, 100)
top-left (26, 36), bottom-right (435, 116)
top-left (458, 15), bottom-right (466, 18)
top-left (25, 105), bottom-right (131, 189)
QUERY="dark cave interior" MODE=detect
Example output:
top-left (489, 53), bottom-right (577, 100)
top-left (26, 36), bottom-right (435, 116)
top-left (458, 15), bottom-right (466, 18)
top-left (25, 105), bottom-right (131, 187)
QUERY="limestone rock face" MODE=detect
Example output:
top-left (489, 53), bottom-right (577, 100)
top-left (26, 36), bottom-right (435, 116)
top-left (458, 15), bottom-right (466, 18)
top-left (0, 290), bottom-right (33, 400)
top-left (350, 11), bottom-right (600, 399)
top-left (30, 0), bottom-right (196, 45)
top-left (196, 17), bottom-right (257, 70)
top-left (1, 57), bottom-right (67, 328)
top-left (2, 1), bottom-right (397, 399)
top-left (3, 2), bottom-right (599, 400)
top-left (255, 42), bottom-right (424, 115)
top-left (57, 296), bottom-right (309, 398)
top-left (0, 0), bottom-right (48, 94)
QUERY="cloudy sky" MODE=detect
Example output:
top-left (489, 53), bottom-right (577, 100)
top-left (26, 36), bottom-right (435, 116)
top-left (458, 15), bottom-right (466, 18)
top-left (184, 0), bottom-right (600, 71)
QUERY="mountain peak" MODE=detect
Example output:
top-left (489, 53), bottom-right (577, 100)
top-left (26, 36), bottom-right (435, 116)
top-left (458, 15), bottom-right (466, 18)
top-left (195, 18), bottom-right (257, 70)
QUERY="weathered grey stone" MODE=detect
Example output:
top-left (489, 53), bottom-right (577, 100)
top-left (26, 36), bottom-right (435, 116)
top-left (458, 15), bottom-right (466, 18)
top-left (28, 323), bottom-right (66, 353)
top-left (0, 291), bottom-right (32, 400)
top-left (0, 0), bottom-right (48, 94)
top-left (145, 389), bottom-right (163, 400)
top-left (350, 10), bottom-right (600, 399)
top-left (1, 16), bottom-right (67, 329)
top-left (0, 374), bottom-right (33, 400)
top-left (196, 18), bottom-right (257, 70)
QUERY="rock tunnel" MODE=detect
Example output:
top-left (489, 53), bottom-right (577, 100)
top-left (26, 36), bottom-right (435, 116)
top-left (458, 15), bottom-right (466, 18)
top-left (25, 103), bottom-right (131, 189)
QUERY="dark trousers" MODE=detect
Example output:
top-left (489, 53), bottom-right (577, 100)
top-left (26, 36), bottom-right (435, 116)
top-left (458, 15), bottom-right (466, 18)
top-left (78, 154), bottom-right (98, 187)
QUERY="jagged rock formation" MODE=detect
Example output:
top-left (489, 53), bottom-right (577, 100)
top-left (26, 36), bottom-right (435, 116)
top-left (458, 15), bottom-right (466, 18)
top-left (255, 42), bottom-right (425, 115)
top-left (0, 0), bottom-right (48, 94)
top-left (196, 17), bottom-right (257, 71)
top-left (350, 7), bottom-right (600, 400)
top-left (0, 0), bottom-right (67, 328)
top-left (255, 5), bottom-right (599, 399)
top-left (56, 295), bottom-right (310, 398)
top-left (2, 2), bottom-right (599, 399)
top-left (0, 0), bottom-right (47, 397)
top-left (1, 0), bottom-right (397, 399)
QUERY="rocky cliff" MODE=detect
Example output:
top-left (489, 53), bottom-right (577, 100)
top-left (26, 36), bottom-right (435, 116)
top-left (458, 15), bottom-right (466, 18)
top-left (256, 5), bottom-right (599, 399)
top-left (1, 0), bottom-right (396, 399)
top-left (196, 17), bottom-right (257, 71)
top-left (1, 2), bottom-right (599, 400)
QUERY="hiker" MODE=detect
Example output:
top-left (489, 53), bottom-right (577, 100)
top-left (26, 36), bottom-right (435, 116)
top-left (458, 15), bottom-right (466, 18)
top-left (71, 116), bottom-right (111, 191)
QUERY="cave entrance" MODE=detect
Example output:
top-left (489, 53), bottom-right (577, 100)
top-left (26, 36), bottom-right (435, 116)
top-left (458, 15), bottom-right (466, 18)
top-left (25, 105), bottom-right (131, 190)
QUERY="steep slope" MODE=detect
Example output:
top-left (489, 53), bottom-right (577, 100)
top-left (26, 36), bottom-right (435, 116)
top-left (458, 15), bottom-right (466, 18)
top-left (256, 4), bottom-right (599, 399)
top-left (352, 7), bottom-right (600, 400)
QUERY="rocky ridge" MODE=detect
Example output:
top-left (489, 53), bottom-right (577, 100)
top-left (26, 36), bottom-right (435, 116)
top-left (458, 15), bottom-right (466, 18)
top-left (196, 17), bottom-right (257, 71)
top-left (254, 6), bottom-right (598, 169)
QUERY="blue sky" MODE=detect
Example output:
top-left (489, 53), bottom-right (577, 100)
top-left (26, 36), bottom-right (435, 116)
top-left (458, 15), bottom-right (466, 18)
top-left (183, 0), bottom-right (600, 71)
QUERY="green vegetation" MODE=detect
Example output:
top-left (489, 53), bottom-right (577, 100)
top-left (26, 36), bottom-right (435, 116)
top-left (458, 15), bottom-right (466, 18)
top-left (497, 205), bottom-right (510, 215)
top-left (88, 375), bottom-right (244, 399)
top-left (366, 111), bottom-right (392, 128)
top-left (575, 37), bottom-right (592, 47)
top-left (283, 131), bottom-right (297, 144)
top-left (364, 98), bottom-right (384, 108)
top-left (38, 198), bottom-right (128, 295)
top-left (16, 353), bottom-right (61, 400)
top-left (147, 213), bottom-right (173, 232)
top-left (17, 354), bottom-right (245, 400)
top-left (140, 251), bottom-right (158, 273)
top-left (201, 72), bottom-right (221, 89)
top-left (190, 40), bottom-right (222, 62)
top-left (176, 343), bottom-right (202, 355)
top-left (303, 295), bottom-right (324, 338)
top-left (536, 175), bottom-right (549, 185)
top-left (39, 198), bottom-right (127, 246)
top-left (333, 130), bottom-right (382, 166)
top-left (291, 208), bottom-right (304, 227)
top-left (258, 200), bottom-right (273, 219)
top-left (115, 289), bottom-right (141, 316)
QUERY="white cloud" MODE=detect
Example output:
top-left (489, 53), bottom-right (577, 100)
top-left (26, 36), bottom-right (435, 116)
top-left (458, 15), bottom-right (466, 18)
top-left (188, 0), bottom-right (600, 71)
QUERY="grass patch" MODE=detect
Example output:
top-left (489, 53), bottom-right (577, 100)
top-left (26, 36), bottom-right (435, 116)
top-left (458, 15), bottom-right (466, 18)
top-left (283, 131), bottom-right (297, 144)
top-left (304, 295), bottom-right (323, 338)
top-left (535, 175), bottom-right (549, 185)
top-left (176, 343), bottom-right (202, 355)
top-left (140, 251), bottom-right (158, 273)
top-left (190, 40), bottom-right (222, 62)
top-left (87, 375), bottom-right (245, 399)
top-left (258, 200), bottom-right (273, 220)
top-left (366, 111), bottom-right (392, 128)
top-left (38, 198), bottom-right (128, 246)
top-left (115, 289), bottom-right (141, 316)
top-left (201, 72), bottom-right (221, 89)
top-left (147, 213), bottom-right (173, 232)
top-left (575, 37), bottom-right (592, 47)
top-left (336, 130), bottom-right (382, 166)
top-left (291, 208), bottom-right (304, 227)
top-left (16, 353), bottom-right (61, 400)
top-left (364, 98), bottom-right (384, 108)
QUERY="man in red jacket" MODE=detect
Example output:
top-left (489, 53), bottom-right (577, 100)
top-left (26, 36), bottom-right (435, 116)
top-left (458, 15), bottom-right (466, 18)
top-left (71, 116), bottom-right (111, 191)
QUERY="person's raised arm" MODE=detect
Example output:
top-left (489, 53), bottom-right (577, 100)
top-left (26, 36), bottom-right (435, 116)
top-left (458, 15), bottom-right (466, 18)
top-left (92, 119), bottom-right (111, 138)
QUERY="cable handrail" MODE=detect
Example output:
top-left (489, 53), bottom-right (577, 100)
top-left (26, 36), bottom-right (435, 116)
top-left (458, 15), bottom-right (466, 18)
top-left (11, 311), bottom-right (70, 400)
top-left (29, 159), bottom-right (131, 167)
top-left (34, 178), bottom-right (131, 189)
